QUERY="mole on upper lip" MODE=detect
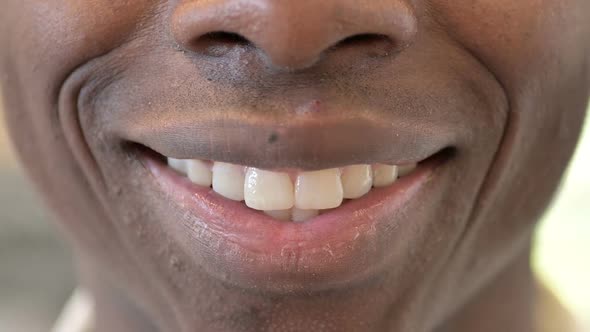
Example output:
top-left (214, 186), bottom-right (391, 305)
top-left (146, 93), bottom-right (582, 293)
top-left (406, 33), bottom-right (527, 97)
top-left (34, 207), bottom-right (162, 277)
top-left (268, 132), bottom-right (279, 144)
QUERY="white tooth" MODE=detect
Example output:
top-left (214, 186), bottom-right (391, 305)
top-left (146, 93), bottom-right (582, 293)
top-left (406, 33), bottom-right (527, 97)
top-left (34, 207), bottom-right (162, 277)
top-left (168, 158), bottom-right (188, 175)
top-left (212, 162), bottom-right (245, 201)
top-left (244, 168), bottom-right (294, 210)
top-left (264, 209), bottom-right (292, 221)
top-left (187, 160), bottom-right (212, 187)
top-left (397, 163), bottom-right (417, 177)
top-left (291, 208), bottom-right (319, 222)
top-left (341, 164), bottom-right (373, 199)
top-left (295, 168), bottom-right (343, 210)
top-left (372, 164), bottom-right (398, 187)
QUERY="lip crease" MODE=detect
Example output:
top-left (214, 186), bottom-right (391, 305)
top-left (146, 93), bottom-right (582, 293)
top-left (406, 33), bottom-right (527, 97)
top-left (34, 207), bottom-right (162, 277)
top-left (142, 149), bottom-right (448, 254)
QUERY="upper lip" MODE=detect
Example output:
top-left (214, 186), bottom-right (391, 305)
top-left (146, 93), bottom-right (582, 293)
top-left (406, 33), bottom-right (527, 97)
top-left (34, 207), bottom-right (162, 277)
top-left (115, 105), bottom-right (454, 170)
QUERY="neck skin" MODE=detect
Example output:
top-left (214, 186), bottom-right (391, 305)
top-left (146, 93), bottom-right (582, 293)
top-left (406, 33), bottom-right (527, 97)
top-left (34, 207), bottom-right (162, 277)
top-left (79, 248), bottom-right (536, 332)
top-left (436, 248), bottom-right (536, 332)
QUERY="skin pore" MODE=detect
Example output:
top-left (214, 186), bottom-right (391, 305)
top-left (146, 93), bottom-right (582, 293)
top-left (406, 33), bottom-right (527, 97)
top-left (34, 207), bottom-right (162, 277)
top-left (1, 1), bottom-right (589, 331)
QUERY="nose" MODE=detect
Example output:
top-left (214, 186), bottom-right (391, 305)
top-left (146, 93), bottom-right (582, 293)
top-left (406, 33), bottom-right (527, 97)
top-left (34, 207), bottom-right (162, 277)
top-left (171, 0), bottom-right (417, 70)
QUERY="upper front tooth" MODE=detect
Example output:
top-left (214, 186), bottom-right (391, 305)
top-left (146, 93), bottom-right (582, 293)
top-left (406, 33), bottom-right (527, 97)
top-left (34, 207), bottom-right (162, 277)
top-left (295, 168), bottom-right (343, 210)
top-left (372, 164), bottom-right (398, 187)
top-left (398, 163), bottom-right (417, 177)
top-left (212, 162), bottom-right (246, 201)
top-left (168, 158), bottom-right (188, 175)
top-left (244, 168), bottom-right (294, 210)
top-left (341, 164), bottom-right (373, 199)
top-left (187, 160), bottom-right (212, 187)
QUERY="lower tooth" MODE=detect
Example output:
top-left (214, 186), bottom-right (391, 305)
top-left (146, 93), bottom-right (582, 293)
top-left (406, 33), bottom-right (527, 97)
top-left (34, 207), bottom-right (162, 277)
top-left (264, 209), bottom-right (291, 221)
top-left (291, 208), bottom-right (319, 222)
top-left (398, 163), bottom-right (417, 177)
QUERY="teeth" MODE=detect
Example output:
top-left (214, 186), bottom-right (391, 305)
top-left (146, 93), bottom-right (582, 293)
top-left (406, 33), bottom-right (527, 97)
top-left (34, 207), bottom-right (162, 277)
top-left (291, 208), bottom-right (319, 222)
top-left (187, 160), bottom-right (212, 187)
top-left (244, 168), bottom-right (294, 210)
top-left (264, 209), bottom-right (292, 221)
top-left (295, 168), bottom-right (343, 210)
top-left (372, 164), bottom-right (398, 187)
top-left (168, 158), bottom-right (188, 175)
top-left (341, 164), bottom-right (373, 199)
top-left (212, 162), bottom-right (246, 201)
top-left (169, 157), bottom-right (414, 222)
top-left (263, 208), bottom-right (319, 222)
top-left (398, 163), bottom-right (417, 177)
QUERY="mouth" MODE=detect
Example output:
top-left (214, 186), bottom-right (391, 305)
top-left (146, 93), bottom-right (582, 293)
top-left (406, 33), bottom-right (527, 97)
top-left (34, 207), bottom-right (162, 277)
top-left (102, 77), bottom-right (463, 291)
top-left (139, 144), bottom-right (452, 290)
top-left (157, 154), bottom-right (424, 223)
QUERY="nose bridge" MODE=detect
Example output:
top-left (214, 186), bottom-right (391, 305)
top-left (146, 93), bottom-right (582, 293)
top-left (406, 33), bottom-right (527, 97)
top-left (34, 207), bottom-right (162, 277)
top-left (171, 0), bottom-right (418, 70)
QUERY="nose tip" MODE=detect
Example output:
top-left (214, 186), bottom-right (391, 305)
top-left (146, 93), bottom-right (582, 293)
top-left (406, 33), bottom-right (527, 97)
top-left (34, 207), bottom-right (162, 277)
top-left (171, 0), bottom-right (418, 70)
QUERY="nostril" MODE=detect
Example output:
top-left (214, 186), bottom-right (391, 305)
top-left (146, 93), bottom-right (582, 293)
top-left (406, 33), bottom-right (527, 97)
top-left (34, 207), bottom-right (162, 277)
top-left (338, 33), bottom-right (390, 46)
top-left (331, 33), bottom-right (397, 58)
top-left (201, 31), bottom-right (250, 45)
top-left (190, 31), bottom-right (253, 57)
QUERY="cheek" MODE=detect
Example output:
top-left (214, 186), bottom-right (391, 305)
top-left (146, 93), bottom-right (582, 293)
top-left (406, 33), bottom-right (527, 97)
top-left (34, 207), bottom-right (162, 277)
top-left (430, 0), bottom-right (572, 91)
top-left (424, 0), bottom-right (589, 320)
top-left (10, 0), bottom-right (154, 84)
top-left (0, 0), bottom-right (160, 284)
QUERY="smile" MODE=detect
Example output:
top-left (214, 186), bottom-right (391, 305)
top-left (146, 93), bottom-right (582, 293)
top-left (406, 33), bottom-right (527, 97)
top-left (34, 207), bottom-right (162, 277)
top-left (165, 158), bottom-right (418, 222)
top-left (138, 142), bottom-right (451, 290)
top-left (101, 73), bottom-right (470, 289)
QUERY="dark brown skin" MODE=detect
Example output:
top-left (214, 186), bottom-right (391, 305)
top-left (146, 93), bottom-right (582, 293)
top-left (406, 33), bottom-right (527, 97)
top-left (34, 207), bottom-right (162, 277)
top-left (1, 1), bottom-right (589, 331)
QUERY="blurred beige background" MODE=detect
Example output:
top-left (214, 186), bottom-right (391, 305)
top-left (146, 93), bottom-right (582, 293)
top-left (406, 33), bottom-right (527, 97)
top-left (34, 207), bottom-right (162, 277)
top-left (0, 93), bottom-right (588, 331)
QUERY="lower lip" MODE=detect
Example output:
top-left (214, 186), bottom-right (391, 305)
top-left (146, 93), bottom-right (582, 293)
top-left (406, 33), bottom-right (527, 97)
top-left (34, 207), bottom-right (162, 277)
top-left (143, 154), bottom-right (444, 290)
